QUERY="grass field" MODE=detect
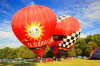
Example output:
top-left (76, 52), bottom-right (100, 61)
top-left (0, 59), bottom-right (100, 66)
top-left (36, 59), bottom-right (100, 66)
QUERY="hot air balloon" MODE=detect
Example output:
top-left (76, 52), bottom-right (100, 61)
top-left (48, 15), bottom-right (81, 56)
top-left (11, 5), bottom-right (57, 57)
top-left (90, 48), bottom-right (100, 60)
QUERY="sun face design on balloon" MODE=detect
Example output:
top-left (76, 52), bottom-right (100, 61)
top-left (24, 22), bottom-right (45, 40)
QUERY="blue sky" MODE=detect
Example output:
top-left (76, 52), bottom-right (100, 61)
top-left (0, 0), bottom-right (100, 48)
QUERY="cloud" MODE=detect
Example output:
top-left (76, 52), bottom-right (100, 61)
top-left (0, 31), bottom-right (11, 39)
top-left (0, 18), bottom-right (23, 49)
top-left (0, 31), bottom-right (22, 49)
top-left (0, 31), bottom-right (17, 41)
top-left (28, 1), bottom-right (35, 5)
top-left (21, 0), bottom-right (35, 5)
top-left (76, 0), bottom-right (100, 28)
top-left (55, 0), bottom-right (100, 28)
top-left (0, 0), bottom-right (15, 18)
top-left (0, 43), bottom-right (22, 49)
top-left (0, 9), bottom-right (13, 17)
top-left (0, 9), bottom-right (7, 14)
top-left (83, 0), bottom-right (100, 23)
top-left (0, 0), bottom-right (11, 9)
top-left (80, 28), bottom-right (100, 38)
top-left (0, 19), bottom-right (11, 32)
top-left (86, 28), bottom-right (100, 35)
top-left (54, 0), bottom-right (100, 37)
top-left (80, 33), bottom-right (87, 38)
top-left (3, 19), bottom-right (11, 23)
top-left (0, 19), bottom-right (16, 41)
top-left (53, 8), bottom-right (70, 17)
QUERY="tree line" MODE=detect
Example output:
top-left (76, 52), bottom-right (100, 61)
top-left (0, 34), bottom-right (100, 59)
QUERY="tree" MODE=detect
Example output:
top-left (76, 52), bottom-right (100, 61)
top-left (93, 34), bottom-right (100, 47)
top-left (0, 47), bottom-right (19, 59)
top-left (12, 48), bottom-right (19, 58)
top-left (0, 47), bottom-right (13, 59)
top-left (77, 38), bottom-right (86, 46)
top-left (86, 35), bottom-right (94, 43)
top-left (75, 48), bottom-right (82, 56)
top-left (0, 49), bottom-right (3, 58)
top-left (67, 47), bottom-right (76, 57)
top-left (85, 41), bottom-right (98, 56)
top-left (44, 47), bottom-right (54, 58)
top-left (17, 46), bottom-right (37, 59)
top-left (75, 38), bottom-right (86, 56)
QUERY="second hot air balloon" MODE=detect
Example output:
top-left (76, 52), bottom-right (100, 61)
top-left (48, 15), bottom-right (81, 56)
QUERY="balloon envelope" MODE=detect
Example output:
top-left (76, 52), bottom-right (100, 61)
top-left (48, 15), bottom-right (81, 55)
top-left (12, 5), bottom-right (57, 57)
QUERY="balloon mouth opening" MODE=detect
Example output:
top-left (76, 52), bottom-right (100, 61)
top-left (52, 28), bottom-right (81, 50)
top-left (29, 45), bottom-right (47, 50)
top-left (52, 35), bottom-right (66, 41)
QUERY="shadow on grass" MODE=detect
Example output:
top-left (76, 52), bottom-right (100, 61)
top-left (13, 64), bottom-right (36, 66)
top-left (0, 64), bottom-right (36, 66)
top-left (0, 63), bottom-right (36, 66)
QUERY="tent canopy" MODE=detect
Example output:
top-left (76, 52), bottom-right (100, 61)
top-left (90, 48), bottom-right (100, 60)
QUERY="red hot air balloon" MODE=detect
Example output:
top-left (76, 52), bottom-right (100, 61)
top-left (11, 5), bottom-right (57, 57)
top-left (48, 15), bottom-right (81, 55)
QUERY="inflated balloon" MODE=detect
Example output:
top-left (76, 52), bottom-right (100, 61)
top-left (48, 15), bottom-right (81, 55)
top-left (11, 5), bottom-right (57, 57)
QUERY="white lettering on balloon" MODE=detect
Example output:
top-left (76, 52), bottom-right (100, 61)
top-left (27, 39), bottom-right (50, 48)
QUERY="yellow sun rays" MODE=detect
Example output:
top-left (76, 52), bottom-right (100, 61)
top-left (24, 22), bottom-right (45, 41)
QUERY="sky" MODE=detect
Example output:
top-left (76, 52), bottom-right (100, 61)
top-left (0, 0), bottom-right (100, 49)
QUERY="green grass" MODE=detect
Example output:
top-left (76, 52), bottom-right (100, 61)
top-left (0, 64), bottom-right (36, 66)
top-left (36, 59), bottom-right (100, 66)
top-left (0, 59), bottom-right (100, 66)
top-left (0, 62), bottom-right (36, 66)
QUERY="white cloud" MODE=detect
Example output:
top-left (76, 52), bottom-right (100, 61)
top-left (28, 1), bottom-right (35, 5)
top-left (21, 0), bottom-right (27, 3)
top-left (0, 31), bottom-right (11, 39)
top-left (83, 0), bottom-right (100, 22)
top-left (0, 9), bottom-right (14, 17)
top-left (74, 0), bottom-right (100, 28)
top-left (54, 0), bottom-right (100, 37)
top-left (55, 9), bottom-right (70, 17)
top-left (3, 19), bottom-right (11, 23)
top-left (80, 28), bottom-right (100, 38)
top-left (0, 19), bottom-right (11, 32)
top-left (21, 0), bottom-right (35, 5)
top-left (0, 19), bottom-right (17, 41)
top-left (0, 9), bottom-right (7, 14)
top-left (0, 31), bottom-right (22, 49)
top-left (0, 31), bottom-right (16, 41)
top-left (55, 0), bottom-right (100, 28)
top-left (0, 0), bottom-right (17, 17)
top-left (80, 33), bottom-right (87, 38)
top-left (86, 28), bottom-right (100, 35)
top-left (0, 0), bottom-right (11, 9)
top-left (0, 43), bottom-right (22, 49)
top-left (0, 18), bottom-right (24, 48)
